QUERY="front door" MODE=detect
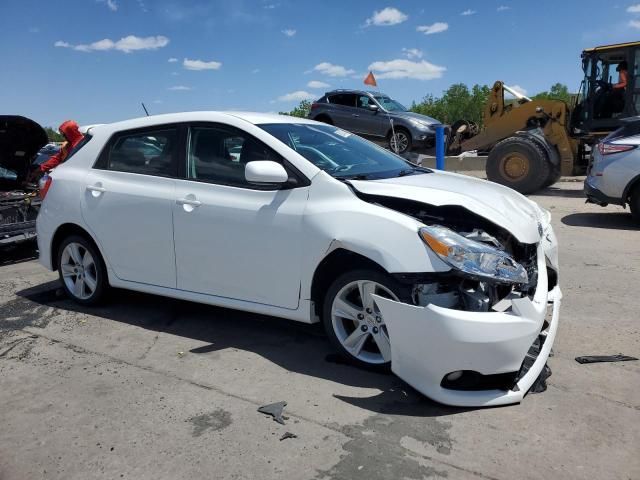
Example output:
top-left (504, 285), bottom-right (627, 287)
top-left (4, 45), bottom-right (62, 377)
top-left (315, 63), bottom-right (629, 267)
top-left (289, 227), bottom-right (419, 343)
top-left (81, 126), bottom-right (179, 288)
top-left (350, 94), bottom-right (386, 137)
top-left (172, 124), bottom-right (308, 309)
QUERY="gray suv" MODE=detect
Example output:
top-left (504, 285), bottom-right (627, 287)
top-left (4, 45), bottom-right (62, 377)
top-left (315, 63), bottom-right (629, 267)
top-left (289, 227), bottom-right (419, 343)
top-left (308, 89), bottom-right (441, 154)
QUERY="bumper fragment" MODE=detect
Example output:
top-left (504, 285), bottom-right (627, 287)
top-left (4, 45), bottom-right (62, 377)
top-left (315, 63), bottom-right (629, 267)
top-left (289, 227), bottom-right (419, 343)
top-left (375, 243), bottom-right (561, 407)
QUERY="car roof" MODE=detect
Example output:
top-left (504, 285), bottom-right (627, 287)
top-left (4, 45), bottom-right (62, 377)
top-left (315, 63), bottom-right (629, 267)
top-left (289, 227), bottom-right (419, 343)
top-left (90, 111), bottom-right (318, 134)
top-left (325, 89), bottom-right (383, 96)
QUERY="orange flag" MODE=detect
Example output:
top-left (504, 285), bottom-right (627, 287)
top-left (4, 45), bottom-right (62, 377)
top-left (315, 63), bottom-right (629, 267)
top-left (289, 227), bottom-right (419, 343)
top-left (364, 71), bottom-right (377, 87)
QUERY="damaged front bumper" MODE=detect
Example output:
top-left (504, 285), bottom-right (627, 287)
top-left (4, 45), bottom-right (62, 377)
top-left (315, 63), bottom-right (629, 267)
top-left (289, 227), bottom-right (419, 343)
top-left (374, 242), bottom-right (561, 407)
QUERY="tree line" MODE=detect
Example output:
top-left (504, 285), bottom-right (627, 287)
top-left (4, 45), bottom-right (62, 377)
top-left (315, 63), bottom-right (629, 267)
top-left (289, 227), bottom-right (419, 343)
top-left (280, 83), bottom-right (573, 127)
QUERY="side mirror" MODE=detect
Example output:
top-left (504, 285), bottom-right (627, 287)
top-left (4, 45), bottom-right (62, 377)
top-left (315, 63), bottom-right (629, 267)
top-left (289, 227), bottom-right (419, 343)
top-left (369, 104), bottom-right (379, 112)
top-left (245, 161), bottom-right (289, 185)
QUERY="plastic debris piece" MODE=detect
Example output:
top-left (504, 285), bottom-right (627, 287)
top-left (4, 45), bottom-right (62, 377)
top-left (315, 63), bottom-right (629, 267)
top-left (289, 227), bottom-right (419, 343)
top-left (279, 432), bottom-right (297, 441)
top-left (258, 401), bottom-right (287, 425)
top-left (575, 354), bottom-right (638, 364)
top-left (529, 363), bottom-right (551, 394)
top-left (177, 351), bottom-right (185, 357)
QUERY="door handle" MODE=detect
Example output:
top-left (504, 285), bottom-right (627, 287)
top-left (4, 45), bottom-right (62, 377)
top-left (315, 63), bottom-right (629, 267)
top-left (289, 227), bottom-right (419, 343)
top-left (176, 198), bottom-right (202, 207)
top-left (86, 184), bottom-right (106, 197)
top-left (352, 114), bottom-right (360, 117)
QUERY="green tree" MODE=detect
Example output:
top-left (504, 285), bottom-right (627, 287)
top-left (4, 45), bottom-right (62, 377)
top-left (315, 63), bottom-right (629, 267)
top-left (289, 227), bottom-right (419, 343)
top-left (44, 127), bottom-right (64, 142)
top-left (279, 100), bottom-right (311, 118)
top-left (410, 83), bottom-right (491, 126)
top-left (533, 83), bottom-right (572, 104)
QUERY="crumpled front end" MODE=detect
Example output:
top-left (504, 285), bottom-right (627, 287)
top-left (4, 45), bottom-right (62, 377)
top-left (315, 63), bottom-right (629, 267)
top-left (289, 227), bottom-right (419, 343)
top-left (375, 232), bottom-right (561, 407)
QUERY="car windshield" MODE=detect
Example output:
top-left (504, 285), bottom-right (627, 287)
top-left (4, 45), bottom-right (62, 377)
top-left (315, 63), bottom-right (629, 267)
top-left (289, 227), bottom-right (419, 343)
top-left (259, 123), bottom-right (428, 179)
top-left (374, 96), bottom-right (407, 112)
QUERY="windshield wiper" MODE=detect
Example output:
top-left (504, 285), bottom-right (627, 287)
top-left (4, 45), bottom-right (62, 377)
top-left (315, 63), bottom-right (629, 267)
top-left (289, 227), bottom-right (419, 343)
top-left (339, 174), bottom-right (371, 181)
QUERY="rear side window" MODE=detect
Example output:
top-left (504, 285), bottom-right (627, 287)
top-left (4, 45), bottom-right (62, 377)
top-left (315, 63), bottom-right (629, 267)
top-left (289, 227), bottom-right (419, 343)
top-left (64, 134), bottom-right (92, 162)
top-left (97, 127), bottom-right (178, 177)
top-left (328, 94), bottom-right (356, 107)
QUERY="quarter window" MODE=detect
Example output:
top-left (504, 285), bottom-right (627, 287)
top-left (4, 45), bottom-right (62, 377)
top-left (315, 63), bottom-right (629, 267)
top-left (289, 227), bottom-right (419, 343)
top-left (102, 128), bottom-right (177, 177)
top-left (187, 126), bottom-right (284, 188)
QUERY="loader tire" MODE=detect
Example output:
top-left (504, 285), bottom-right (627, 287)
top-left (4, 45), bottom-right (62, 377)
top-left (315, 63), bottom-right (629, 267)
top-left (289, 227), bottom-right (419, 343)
top-left (543, 166), bottom-right (562, 189)
top-left (486, 136), bottom-right (552, 194)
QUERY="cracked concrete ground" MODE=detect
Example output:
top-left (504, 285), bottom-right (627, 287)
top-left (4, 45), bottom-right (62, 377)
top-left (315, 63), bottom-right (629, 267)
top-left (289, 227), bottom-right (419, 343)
top-left (1, 180), bottom-right (638, 480)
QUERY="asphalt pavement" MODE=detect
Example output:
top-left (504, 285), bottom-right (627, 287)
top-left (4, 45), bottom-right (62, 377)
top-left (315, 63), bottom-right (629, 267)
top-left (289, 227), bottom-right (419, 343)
top-left (0, 179), bottom-right (638, 480)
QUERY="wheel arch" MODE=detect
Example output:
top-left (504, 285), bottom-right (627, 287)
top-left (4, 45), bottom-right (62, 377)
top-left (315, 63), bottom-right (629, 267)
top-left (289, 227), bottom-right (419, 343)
top-left (50, 223), bottom-right (104, 271)
top-left (623, 173), bottom-right (640, 203)
top-left (310, 248), bottom-right (389, 319)
top-left (386, 124), bottom-right (411, 139)
top-left (313, 114), bottom-right (334, 125)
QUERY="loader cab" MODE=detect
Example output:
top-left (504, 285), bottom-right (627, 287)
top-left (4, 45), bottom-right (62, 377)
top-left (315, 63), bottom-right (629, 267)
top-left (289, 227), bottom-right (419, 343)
top-left (572, 41), bottom-right (640, 137)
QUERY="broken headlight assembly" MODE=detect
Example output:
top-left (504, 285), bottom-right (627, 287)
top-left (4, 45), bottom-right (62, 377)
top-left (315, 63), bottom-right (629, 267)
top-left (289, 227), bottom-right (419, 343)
top-left (419, 225), bottom-right (528, 285)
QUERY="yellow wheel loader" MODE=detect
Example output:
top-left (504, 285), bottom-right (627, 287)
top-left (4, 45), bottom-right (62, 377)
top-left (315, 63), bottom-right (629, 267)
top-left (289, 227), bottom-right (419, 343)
top-left (448, 41), bottom-right (640, 194)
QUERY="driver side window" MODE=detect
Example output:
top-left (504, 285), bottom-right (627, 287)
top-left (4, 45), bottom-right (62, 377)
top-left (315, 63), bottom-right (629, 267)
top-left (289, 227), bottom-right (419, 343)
top-left (186, 125), bottom-right (284, 188)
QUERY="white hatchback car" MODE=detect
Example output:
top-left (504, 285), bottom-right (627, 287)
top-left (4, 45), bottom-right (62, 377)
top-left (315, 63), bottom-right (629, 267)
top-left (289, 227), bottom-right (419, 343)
top-left (37, 112), bottom-right (561, 407)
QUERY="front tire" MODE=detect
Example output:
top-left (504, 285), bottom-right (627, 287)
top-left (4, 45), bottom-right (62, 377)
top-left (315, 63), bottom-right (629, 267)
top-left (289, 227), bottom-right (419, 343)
top-left (57, 235), bottom-right (108, 305)
top-left (389, 128), bottom-right (412, 154)
top-left (630, 185), bottom-right (640, 222)
top-left (322, 269), bottom-right (412, 370)
top-left (487, 136), bottom-right (551, 194)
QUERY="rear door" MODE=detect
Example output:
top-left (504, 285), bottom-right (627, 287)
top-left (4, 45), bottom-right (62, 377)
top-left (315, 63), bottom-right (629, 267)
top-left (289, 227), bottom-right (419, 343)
top-left (327, 93), bottom-right (358, 130)
top-left (80, 125), bottom-right (180, 288)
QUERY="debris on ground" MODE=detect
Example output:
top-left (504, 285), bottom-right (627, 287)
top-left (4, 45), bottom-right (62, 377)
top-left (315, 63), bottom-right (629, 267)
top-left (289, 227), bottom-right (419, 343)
top-left (279, 432), bottom-right (297, 441)
top-left (575, 354), bottom-right (638, 364)
top-left (529, 364), bottom-right (552, 393)
top-left (258, 401), bottom-right (288, 425)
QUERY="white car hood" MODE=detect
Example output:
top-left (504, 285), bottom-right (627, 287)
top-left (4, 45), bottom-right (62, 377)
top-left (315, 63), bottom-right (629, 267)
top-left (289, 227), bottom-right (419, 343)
top-left (349, 171), bottom-right (543, 244)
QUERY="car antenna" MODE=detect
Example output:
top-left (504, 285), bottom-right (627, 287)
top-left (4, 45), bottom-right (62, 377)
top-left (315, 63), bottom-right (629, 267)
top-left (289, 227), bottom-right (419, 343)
top-left (141, 102), bottom-right (150, 116)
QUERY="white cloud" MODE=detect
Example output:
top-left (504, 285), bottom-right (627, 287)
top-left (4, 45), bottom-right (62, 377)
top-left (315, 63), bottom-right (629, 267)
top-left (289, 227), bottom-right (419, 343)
top-left (278, 91), bottom-right (315, 102)
top-left (251, 68), bottom-right (261, 74)
top-left (168, 85), bottom-right (191, 91)
top-left (630, 19), bottom-right (640, 28)
top-left (168, 57), bottom-right (178, 62)
top-left (55, 35), bottom-right (169, 53)
top-left (263, 3), bottom-right (279, 9)
top-left (417, 22), bottom-right (448, 35)
top-left (497, 5), bottom-right (510, 11)
top-left (307, 80), bottom-right (330, 89)
top-left (367, 58), bottom-right (446, 80)
top-left (365, 7), bottom-right (408, 26)
top-left (461, 9), bottom-right (476, 16)
top-left (402, 48), bottom-right (423, 59)
top-left (313, 62), bottom-right (355, 77)
top-left (282, 29), bottom-right (296, 37)
top-left (628, 4), bottom-right (640, 12)
top-left (183, 58), bottom-right (222, 70)
top-left (97, 0), bottom-right (118, 11)
top-left (28, 26), bottom-right (40, 33)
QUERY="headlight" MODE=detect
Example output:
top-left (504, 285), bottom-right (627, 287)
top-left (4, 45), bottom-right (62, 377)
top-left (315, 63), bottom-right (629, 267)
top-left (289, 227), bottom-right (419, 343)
top-left (408, 118), bottom-right (433, 130)
top-left (419, 225), bottom-right (528, 284)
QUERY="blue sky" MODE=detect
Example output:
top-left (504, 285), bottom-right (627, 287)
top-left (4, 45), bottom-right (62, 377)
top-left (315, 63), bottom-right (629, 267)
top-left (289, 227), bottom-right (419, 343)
top-left (1, 0), bottom-right (638, 128)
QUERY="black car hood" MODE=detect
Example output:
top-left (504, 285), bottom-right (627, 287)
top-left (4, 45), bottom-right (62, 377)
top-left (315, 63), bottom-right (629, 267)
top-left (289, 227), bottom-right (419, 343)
top-left (0, 115), bottom-right (48, 181)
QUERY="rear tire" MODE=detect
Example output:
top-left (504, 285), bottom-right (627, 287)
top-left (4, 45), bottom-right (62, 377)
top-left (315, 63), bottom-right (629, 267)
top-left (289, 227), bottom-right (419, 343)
top-left (57, 235), bottom-right (108, 306)
top-left (314, 115), bottom-right (333, 126)
top-left (486, 136), bottom-right (551, 194)
top-left (630, 185), bottom-right (640, 222)
top-left (322, 269), bottom-right (412, 371)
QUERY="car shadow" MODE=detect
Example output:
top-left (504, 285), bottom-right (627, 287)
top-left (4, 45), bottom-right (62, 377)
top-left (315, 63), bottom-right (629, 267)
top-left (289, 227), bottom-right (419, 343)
top-left (534, 186), bottom-right (586, 198)
top-left (561, 212), bottom-right (639, 230)
top-left (13, 281), bottom-right (477, 418)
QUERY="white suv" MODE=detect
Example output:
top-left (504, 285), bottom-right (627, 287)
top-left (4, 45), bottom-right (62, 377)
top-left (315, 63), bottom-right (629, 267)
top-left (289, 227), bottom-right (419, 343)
top-left (37, 112), bottom-right (561, 407)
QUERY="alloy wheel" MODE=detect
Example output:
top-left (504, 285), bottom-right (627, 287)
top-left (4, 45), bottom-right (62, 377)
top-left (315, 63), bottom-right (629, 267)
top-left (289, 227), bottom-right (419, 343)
top-left (390, 131), bottom-right (409, 153)
top-left (60, 242), bottom-right (98, 300)
top-left (330, 280), bottom-right (398, 364)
